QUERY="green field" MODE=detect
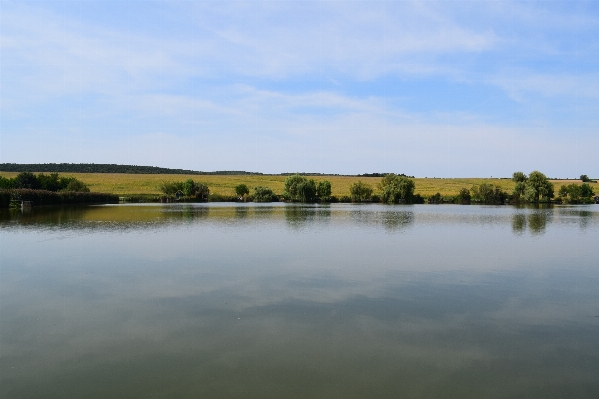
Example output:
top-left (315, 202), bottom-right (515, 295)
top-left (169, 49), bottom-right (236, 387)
top-left (1, 172), bottom-right (596, 198)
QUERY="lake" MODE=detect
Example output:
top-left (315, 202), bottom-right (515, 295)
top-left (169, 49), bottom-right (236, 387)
top-left (1, 203), bottom-right (598, 398)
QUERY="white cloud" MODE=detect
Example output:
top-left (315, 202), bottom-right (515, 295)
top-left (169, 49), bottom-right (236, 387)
top-left (491, 71), bottom-right (599, 101)
top-left (1, 1), bottom-right (597, 176)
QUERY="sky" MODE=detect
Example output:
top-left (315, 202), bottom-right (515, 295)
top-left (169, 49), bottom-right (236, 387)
top-left (1, 0), bottom-right (597, 177)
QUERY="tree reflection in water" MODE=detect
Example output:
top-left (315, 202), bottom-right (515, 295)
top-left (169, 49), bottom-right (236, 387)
top-left (284, 205), bottom-right (331, 229)
top-left (382, 210), bottom-right (414, 232)
top-left (511, 213), bottom-right (527, 235)
top-left (528, 211), bottom-right (549, 235)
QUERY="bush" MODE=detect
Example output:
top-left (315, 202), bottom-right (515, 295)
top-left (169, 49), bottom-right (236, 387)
top-left (379, 174), bottom-right (415, 204)
top-left (316, 180), bottom-right (332, 202)
top-left (235, 184), bottom-right (250, 200)
top-left (559, 183), bottom-right (595, 203)
top-left (64, 179), bottom-right (90, 192)
top-left (428, 192), bottom-right (442, 204)
top-left (349, 181), bottom-right (373, 202)
top-left (253, 186), bottom-right (276, 202)
top-left (471, 183), bottom-right (507, 204)
top-left (454, 188), bottom-right (471, 204)
top-left (1, 172), bottom-right (91, 192)
top-left (339, 195), bottom-right (352, 203)
top-left (158, 181), bottom-right (183, 196)
top-left (13, 172), bottom-right (41, 190)
top-left (283, 174), bottom-right (317, 202)
top-left (159, 179), bottom-right (209, 200)
top-left (0, 176), bottom-right (14, 189)
top-left (37, 173), bottom-right (62, 191)
top-left (413, 194), bottom-right (425, 204)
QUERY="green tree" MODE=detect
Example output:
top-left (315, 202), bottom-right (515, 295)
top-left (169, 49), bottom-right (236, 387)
top-left (64, 179), bottom-right (90, 192)
top-left (283, 174), bottom-right (317, 202)
top-left (182, 179), bottom-right (198, 197)
top-left (561, 183), bottom-right (596, 203)
top-left (14, 172), bottom-right (41, 189)
top-left (454, 188), bottom-right (471, 204)
top-left (253, 186), bottom-right (276, 202)
top-left (511, 171), bottom-right (554, 203)
top-left (0, 176), bottom-right (14, 189)
top-left (37, 173), bottom-right (62, 191)
top-left (194, 182), bottom-right (210, 200)
top-left (580, 175), bottom-right (590, 182)
top-left (349, 181), bottom-right (373, 202)
top-left (158, 181), bottom-right (184, 196)
top-left (429, 192), bottom-right (442, 204)
top-left (558, 184), bottom-right (580, 203)
top-left (316, 180), bottom-right (332, 202)
top-left (235, 184), bottom-right (250, 200)
top-left (524, 171), bottom-right (554, 203)
top-left (580, 183), bottom-right (595, 198)
top-left (379, 174), bottom-right (415, 204)
top-left (470, 183), bottom-right (506, 204)
top-left (512, 171), bottom-right (528, 201)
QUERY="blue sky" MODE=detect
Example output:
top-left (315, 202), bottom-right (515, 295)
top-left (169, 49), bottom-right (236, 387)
top-left (1, 1), bottom-right (597, 177)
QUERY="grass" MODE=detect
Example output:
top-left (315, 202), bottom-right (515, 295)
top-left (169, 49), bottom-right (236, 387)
top-left (1, 172), bottom-right (597, 198)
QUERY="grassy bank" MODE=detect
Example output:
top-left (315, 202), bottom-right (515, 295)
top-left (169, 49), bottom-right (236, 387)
top-left (0, 172), bottom-right (596, 198)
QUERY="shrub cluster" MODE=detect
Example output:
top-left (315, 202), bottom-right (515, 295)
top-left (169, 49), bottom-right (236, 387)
top-left (158, 179), bottom-right (209, 200)
top-left (253, 186), bottom-right (278, 202)
top-left (0, 172), bottom-right (90, 192)
top-left (349, 181), bottom-right (373, 202)
top-left (470, 183), bottom-right (508, 204)
top-left (558, 183), bottom-right (595, 204)
top-left (283, 175), bottom-right (332, 203)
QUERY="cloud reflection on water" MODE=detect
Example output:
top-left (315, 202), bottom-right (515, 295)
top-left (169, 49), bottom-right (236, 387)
top-left (1, 204), bottom-right (599, 398)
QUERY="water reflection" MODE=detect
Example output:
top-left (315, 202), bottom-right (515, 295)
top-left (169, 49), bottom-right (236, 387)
top-left (381, 210), bottom-right (414, 231)
top-left (172, 203), bottom-right (210, 222)
top-left (528, 211), bottom-right (549, 235)
top-left (0, 205), bottom-right (91, 226)
top-left (2, 203), bottom-right (599, 398)
top-left (511, 213), bottom-right (527, 235)
top-left (235, 206), bottom-right (249, 219)
top-left (2, 204), bottom-right (596, 235)
top-left (575, 210), bottom-right (593, 230)
top-left (284, 205), bottom-right (331, 229)
top-left (508, 206), bottom-right (599, 235)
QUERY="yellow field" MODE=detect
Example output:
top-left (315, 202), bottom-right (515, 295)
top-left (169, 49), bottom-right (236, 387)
top-left (1, 172), bottom-right (597, 198)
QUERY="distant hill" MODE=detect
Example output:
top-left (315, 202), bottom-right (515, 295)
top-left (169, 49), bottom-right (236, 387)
top-left (0, 163), bottom-right (416, 177)
top-left (0, 163), bottom-right (263, 175)
top-left (358, 173), bottom-right (415, 178)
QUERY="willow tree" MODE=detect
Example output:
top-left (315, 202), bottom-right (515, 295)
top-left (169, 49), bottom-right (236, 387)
top-left (511, 171), bottom-right (554, 203)
top-left (379, 174), bottom-right (415, 204)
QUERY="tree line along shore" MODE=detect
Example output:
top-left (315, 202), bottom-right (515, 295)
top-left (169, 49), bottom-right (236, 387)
top-left (1, 171), bottom-right (597, 207)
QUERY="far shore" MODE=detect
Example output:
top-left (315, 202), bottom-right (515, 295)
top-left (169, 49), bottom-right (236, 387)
top-left (0, 171), bottom-right (596, 199)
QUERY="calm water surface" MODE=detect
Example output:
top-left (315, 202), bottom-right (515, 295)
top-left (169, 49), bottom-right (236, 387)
top-left (1, 203), bottom-right (598, 398)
